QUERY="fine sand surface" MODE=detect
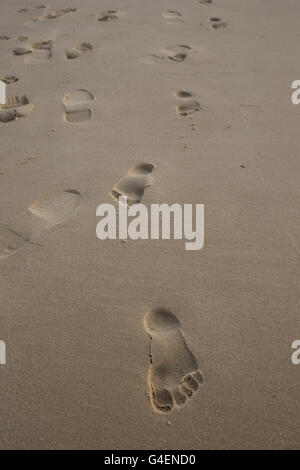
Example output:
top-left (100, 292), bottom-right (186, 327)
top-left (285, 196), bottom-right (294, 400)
top-left (0, 0), bottom-right (300, 450)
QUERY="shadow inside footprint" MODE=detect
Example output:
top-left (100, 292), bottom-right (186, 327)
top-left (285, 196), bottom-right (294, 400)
top-left (144, 308), bottom-right (203, 413)
top-left (110, 163), bottom-right (155, 206)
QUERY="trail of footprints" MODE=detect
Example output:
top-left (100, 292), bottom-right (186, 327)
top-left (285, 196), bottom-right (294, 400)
top-left (145, 308), bottom-right (203, 413)
top-left (0, 2), bottom-right (223, 413)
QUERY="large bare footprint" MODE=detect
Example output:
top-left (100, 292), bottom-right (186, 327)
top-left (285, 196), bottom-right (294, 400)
top-left (144, 308), bottom-right (203, 413)
top-left (28, 189), bottom-right (81, 238)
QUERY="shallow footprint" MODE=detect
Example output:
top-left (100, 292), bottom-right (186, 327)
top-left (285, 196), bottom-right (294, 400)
top-left (0, 226), bottom-right (28, 260)
top-left (28, 189), bottom-right (81, 237)
top-left (162, 45), bottom-right (191, 62)
top-left (0, 94), bottom-right (34, 122)
top-left (110, 163), bottom-right (155, 206)
top-left (66, 42), bottom-right (93, 59)
top-left (162, 10), bottom-right (183, 24)
top-left (62, 89), bottom-right (94, 123)
top-left (175, 90), bottom-right (201, 116)
top-left (144, 308), bottom-right (203, 413)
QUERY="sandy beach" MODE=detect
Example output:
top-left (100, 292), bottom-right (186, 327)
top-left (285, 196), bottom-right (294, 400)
top-left (1, 0), bottom-right (300, 450)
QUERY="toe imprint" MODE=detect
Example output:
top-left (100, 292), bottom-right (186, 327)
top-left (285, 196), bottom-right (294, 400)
top-left (144, 308), bottom-right (203, 413)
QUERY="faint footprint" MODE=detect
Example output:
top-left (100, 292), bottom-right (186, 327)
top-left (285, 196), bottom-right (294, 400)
top-left (175, 90), bottom-right (201, 116)
top-left (16, 35), bottom-right (29, 42)
top-left (0, 226), bottom-right (29, 260)
top-left (0, 94), bottom-right (34, 123)
top-left (66, 42), bottom-right (93, 60)
top-left (199, 0), bottom-right (212, 3)
top-left (162, 10), bottom-right (183, 24)
top-left (62, 89), bottom-right (94, 123)
top-left (145, 45), bottom-right (192, 64)
top-left (0, 35), bottom-right (10, 41)
top-left (210, 17), bottom-right (227, 29)
top-left (110, 163), bottom-right (155, 206)
top-left (98, 9), bottom-right (119, 21)
top-left (43, 8), bottom-right (76, 19)
top-left (28, 189), bottom-right (81, 238)
top-left (144, 308), bottom-right (203, 414)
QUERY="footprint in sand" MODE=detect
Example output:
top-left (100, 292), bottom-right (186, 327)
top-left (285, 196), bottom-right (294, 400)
top-left (110, 163), bottom-right (155, 206)
top-left (209, 17), bottom-right (227, 29)
top-left (199, 0), bottom-right (212, 3)
top-left (98, 9), bottom-right (119, 22)
top-left (0, 226), bottom-right (29, 260)
top-left (0, 94), bottom-right (34, 123)
top-left (0, 35), bottom-right (10, 41)
top-left (28, 189), bottom-right (81, 239)
top-left (1, 76), bottom-right (19, 84)
top-left (16, 35), bottom-right (29, 42)
top-left (65, 42), bottom-right (93, 60)
top-left (62, 89), bottom-right (94, 123)
top-left (144, 308), bottom-right (203, 414)
top-left (145, 45), bottom-right (193, 64)
top-left (162, 10), bottom-right (183, 24)
top-left (42, 8), bottom-right (77, 20)
top-left (175, 90), bottom-right (201, 116)
top-left (13, 40), bottom-right (53, 61)
top-left (0, 190), bottom-right (81, 259)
